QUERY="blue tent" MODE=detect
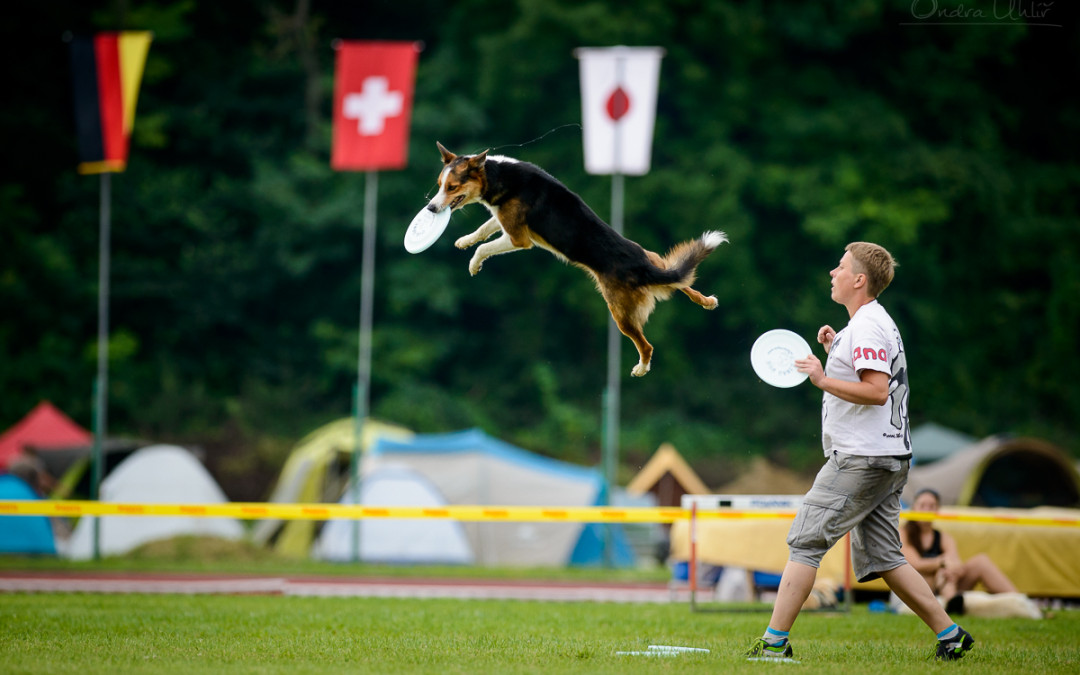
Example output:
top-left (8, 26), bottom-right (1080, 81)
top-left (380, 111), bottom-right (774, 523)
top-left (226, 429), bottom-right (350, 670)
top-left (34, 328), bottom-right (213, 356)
top-left (370, 429), bottom-right (636, 568)
top-left (0, 474), bottom-right (57, 555)
top-left (567, 480), bottom-right (638, 568)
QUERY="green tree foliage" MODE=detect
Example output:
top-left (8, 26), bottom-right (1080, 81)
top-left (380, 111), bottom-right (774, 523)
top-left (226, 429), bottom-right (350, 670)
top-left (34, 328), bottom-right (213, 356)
top-left (1, 0), bottom-right (1077, 492)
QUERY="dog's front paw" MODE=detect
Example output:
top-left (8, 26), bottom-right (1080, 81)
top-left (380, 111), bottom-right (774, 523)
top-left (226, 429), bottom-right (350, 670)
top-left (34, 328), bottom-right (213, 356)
top-left (455, 235), bottom-right (475, 250)
top-left (468, 257), bottom-right (484, 276)
top-left (703, 295), bottom-right (718, 310)
top-left (631, 362), bottom-right (651, 377)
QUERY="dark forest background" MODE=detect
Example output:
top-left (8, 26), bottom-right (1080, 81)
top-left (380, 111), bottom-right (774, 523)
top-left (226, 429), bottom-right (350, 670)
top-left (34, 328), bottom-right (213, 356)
top-left (2, 0), bottom-right (1077, 499)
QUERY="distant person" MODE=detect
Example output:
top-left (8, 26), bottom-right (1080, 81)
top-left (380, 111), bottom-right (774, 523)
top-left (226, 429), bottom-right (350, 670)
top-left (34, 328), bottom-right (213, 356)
top-left (901, 487), bottom-right (1019, 614)
top-left (7, 449), bottom-right (70, 542)
top-left (746, 242), bottom-right (974, 662)
top-left (7, 450), bottom-right (52, 496)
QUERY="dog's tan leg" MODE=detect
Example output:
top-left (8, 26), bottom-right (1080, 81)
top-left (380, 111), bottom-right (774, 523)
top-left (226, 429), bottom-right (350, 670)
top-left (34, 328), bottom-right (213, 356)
top-left (469, 233), bottom-right (525, 276)
top-left (468, 202), bottom-right (535, 275)
top-left (455, 217), bottom-right (501, 250)
top-left (610, 310), bottom-right (654, 377)
top-left (681, 286), bottom-right (718, 310)
top-left (647, 247), bottom-right (717, 309)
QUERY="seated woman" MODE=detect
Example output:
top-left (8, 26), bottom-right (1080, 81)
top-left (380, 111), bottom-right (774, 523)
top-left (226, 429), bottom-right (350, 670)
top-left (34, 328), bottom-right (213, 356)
top-left (900, 488), bottom-right (1018, 614)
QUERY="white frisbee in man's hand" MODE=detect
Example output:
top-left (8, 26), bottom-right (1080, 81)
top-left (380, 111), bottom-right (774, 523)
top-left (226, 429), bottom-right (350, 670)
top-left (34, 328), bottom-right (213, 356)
top-left (751, 329), bottom-right (813, 388)
top-left (404, 207), bottom-right (451, 254)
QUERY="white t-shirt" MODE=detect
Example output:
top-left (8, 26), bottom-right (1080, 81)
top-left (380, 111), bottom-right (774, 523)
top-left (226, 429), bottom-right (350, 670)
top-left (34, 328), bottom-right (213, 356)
top-left (821, 300), bottom-right (911, 457)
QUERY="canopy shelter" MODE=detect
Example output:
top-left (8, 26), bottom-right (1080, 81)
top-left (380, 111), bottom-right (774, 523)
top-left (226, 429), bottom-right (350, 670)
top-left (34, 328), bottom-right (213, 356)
top-left (0, 402), bottom-right (91, 471)
top-left (670, 505), bottom-right (1080, 598)
top-left (712, 456), bottom-right (814, 497)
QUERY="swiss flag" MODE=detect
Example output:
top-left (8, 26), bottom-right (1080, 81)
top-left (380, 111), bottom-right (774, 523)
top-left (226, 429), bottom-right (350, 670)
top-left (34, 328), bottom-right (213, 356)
top-left (332, 41), bottom-right (420, 171)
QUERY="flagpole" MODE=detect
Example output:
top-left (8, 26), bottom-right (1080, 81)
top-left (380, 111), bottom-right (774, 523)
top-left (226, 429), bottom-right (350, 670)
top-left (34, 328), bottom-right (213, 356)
top-left (601, 53), bottom-right (627, 568)
top-left (352, 169), bottom-right (378, 563)
top-left (67, 31), bottom-right (152, 561)
top-left (332, 40), bottom-right (420, 565)
top-left (91, 171), bottom-right (111, 561)
top-left (578, 45), bottom-right (663, 568)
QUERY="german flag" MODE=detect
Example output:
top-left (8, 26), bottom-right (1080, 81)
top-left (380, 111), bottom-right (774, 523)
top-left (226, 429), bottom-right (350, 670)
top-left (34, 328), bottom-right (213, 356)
top-left (69, 32), bottom-right (152, 174)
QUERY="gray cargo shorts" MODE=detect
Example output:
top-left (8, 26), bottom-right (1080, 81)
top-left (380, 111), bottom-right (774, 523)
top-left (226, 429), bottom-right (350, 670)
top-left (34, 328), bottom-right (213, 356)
top-left (787, 451), bottom-right (910, 582)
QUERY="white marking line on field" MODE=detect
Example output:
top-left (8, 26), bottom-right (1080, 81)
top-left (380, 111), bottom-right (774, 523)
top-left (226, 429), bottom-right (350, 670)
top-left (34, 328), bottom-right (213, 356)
top-left (648, 645), bottom-right (710, 652)
top-left (746, 656), bottom-right (800, 663)
top-left (617, 645), bottom-right (710, 656)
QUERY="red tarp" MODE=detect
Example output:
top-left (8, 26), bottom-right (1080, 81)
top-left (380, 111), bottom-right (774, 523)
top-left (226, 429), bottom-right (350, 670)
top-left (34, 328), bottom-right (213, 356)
top-left (0, 402), bottom-right (92, 470)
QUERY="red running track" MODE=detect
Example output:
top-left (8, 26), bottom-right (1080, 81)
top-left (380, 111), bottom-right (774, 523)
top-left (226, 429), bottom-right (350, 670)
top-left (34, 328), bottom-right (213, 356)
top-left (0, 571), bottom-right (687, 603)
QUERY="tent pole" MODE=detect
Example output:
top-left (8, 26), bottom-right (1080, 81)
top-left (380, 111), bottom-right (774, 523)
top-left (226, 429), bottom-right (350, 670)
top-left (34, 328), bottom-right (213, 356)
top-left (91, 171), bottom-right (111, 562)
top-left (352, 169), bottom-right (378, 563)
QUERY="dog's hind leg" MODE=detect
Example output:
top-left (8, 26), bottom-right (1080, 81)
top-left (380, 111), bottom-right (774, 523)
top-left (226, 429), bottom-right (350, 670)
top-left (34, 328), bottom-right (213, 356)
top-left (455, 217), bottom-right (501, 250)
top-left (646, 248), bottom-right (719, 310)
top-left (609, 308), bottom-right (654, 377)
top-left (618, 319), bottom-right (654, 377)
top-left (468, 233), bottom-right (526, 276)
top-left (680, 286), bottom-right (718, 310)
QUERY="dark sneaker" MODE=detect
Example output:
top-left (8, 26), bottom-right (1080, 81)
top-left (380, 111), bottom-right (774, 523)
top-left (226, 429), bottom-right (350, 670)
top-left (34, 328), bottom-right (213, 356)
top-left (935, 627), bottom-right (975, 660)
top-left (747, 638), bottom-right (794, 660)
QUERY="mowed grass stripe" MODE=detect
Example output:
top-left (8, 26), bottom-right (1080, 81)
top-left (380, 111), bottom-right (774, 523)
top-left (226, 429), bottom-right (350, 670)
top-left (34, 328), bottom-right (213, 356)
top-left (1, 593), bottom-right (1077, 674)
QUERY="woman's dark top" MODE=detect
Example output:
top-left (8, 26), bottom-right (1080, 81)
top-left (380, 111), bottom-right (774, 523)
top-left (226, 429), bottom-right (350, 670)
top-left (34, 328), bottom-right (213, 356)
top-left (924, 529), bottom-right (943, 558)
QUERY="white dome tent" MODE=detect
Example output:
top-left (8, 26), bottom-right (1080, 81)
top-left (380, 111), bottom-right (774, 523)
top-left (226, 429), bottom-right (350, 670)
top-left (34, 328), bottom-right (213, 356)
top-left (66, 444), bottom-right (244, 559)
top-left (314, 464), bottom-right (474, 564)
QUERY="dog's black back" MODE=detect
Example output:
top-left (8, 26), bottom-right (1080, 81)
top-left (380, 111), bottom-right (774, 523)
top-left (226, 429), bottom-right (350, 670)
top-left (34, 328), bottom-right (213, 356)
top-left (481, 159), bottom-right (679, 284)
top-left (437, 141), bottom-right (725, 377)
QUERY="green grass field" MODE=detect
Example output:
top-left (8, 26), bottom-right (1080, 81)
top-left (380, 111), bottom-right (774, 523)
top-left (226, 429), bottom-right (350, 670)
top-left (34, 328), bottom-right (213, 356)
top-left (3, 592), bottom-right (1077, 674)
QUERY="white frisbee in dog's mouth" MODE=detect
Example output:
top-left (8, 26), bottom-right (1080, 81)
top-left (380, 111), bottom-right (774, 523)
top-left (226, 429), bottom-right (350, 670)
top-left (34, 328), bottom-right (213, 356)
top-left (751, 329), bottom-right (812, 388)
top-left (404, 207), bottom-right (451, 254)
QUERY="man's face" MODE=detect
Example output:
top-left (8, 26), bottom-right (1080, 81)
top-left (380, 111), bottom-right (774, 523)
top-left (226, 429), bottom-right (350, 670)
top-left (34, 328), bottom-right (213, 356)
top-left (830, 251), bottom-right (864, 304)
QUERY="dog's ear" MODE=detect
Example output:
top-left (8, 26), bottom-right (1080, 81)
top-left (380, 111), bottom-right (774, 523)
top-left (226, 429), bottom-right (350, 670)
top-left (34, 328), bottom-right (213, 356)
top-left (436, 141), bottom-right (456, 164)
top-left (469, 149), bottom-right (489, 167)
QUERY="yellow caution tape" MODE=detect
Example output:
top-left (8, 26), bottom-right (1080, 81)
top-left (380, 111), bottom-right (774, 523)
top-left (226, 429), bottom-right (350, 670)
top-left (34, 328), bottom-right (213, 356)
top-left (0, 501), bottom-right (684, 523)
top-left (0, 501), bottom-right (1076, 527)
top-left (900, 510), bottom-right (1080, 527)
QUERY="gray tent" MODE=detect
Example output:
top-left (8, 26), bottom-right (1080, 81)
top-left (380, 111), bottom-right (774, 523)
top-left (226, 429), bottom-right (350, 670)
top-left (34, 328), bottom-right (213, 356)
top-left (910, 422), bottom-right (977, 465)
top-left (368, 429), bottom-right (636, 567)
top-left (903, 435), bottom-right (1080, 508)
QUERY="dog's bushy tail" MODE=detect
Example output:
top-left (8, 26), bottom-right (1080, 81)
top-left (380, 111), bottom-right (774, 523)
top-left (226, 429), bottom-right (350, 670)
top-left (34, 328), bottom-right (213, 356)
top-left (649, 230), bottom-right (727, 287)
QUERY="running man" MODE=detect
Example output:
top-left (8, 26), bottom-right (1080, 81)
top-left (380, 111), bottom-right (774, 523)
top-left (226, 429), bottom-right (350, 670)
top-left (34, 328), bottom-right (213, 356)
top-left (747, 242), bottom-right (974, 662)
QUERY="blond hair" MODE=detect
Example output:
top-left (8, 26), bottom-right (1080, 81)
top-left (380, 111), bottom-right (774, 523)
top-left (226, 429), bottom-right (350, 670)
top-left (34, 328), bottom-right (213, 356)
top-left (845, 242), bottom-right (896, 298)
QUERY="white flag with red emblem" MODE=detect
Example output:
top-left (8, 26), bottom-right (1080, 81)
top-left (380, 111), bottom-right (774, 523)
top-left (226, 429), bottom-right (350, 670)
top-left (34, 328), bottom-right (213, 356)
top-left (332, 41), bottom-right (420, 171)
top-left (575, 46), bottom-right (664, 176)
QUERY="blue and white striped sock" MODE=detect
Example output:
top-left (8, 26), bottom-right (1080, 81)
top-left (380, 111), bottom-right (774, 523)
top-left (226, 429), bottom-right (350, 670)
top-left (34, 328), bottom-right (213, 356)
top-left (763, 627), bottom-right (789, 646)
top-left (937, 623), bottom-right (959, 641)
